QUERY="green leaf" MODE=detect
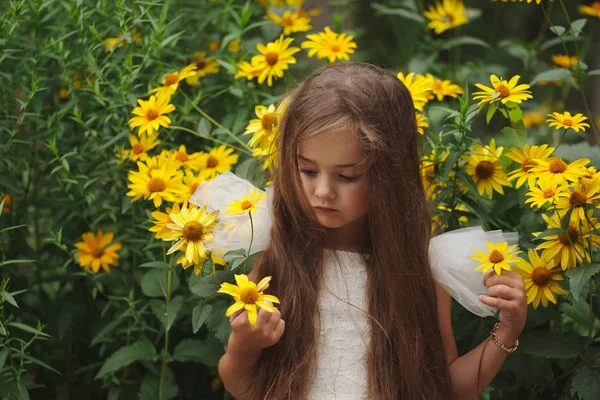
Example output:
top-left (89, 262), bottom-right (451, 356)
top-left (197, 118), bottom-right (212, 137)
top-left (189, 274), bottom-right (220, 298)
top-left (206, 299), bottom-right (233, 345)
top-left (519, 332), bottom-right (579, 358)
top-left (440, 36), bottom-right (490, 50)
top-left (570, 19), bottom-right (587, 39)
top-left (559, 298), bottom-right (600, 330)
top-left (570, 366), bottom-right (600, 400)
top-left (371, 4), bottom-right (424, 23)
top-left (7, 322), bottom-right (49, 337)
top-left (530, 68), bottom-right (572, 86)
top-left (138, 260), bottom-right (168, 269)
top-left (91, 318), bottom-right (125, 346)
top-left (501, 127), bottom-right (525, 147)
top-left (192, 303), bottom-right (213, 333)
top-left (565, 263), bottom-right (600, 300)
top-left (140, 269), bottom-right (180, 298)
top-left (138, 368), bottom-right (178, 400)
top-left (550, 26), bottom-right (566, 37)
top-left (149, 296), bottom-right (184, 330)
top-left (588, 69), bottom-right (600, 76)
top-left (486, 102), bottom-right (497, 124)
top-left (1, 291), bottom-right (18, 308)
top-left (441, 151), bottom-right (460, 181)
top-left (508, 106), bottom-right (523, 124)
top-left (22, 354), bottom-right (61, 375)
top-left (0, 348), bottom-right (8, 370)
top-left (95, 339), bottom-right (157, 379)
top-left (172, 336), bottom-right (224, 367)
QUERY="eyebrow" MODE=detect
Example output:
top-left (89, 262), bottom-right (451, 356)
top-left (297, 155), bottom-right (358, 168)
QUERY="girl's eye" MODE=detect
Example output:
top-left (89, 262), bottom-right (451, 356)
top-left (299, 168), bottom-right (317, 176)
top-left (339, 174), bottom-right (359, 182)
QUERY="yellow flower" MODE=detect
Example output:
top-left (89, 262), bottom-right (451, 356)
top-left (578, 2), bottom-right (600, 18)
top-left (74, 231), bottom-right (122, 273)
top-left (534, 210), bottom-right (599, 270)
top-left (525, 180), bottom-right (570, 209)
top-left (250, 35), bottom-right (300, 86)
top-left (470, 241), bottom-right (522, 275)
top-left (150, 64), bottom-right (197, 97)
top-left (208, 40), bottom-right (221, 51)
top-left (529, 157), bottom-right (590, 186)
top-left (177, 251), bottom-right (225, 276)
top-left (199, 145), bottom-right (239, 179)
top-left (473, 74), bottom-right (533, 106)
top-left (396, 72), bottom-right (431, 111)
top-left (186, 52), bottom-right (220, 86)
top-left (127, 161), bottom-right (186, 207)
top-left (551, 54), bottom-right (578, 69)
top-left (173, 144), bottom-right (204, 170)
top-left (234, 60), bottom-right (264, 81)
top-left (425, 74), bottom-right (463, 101)
top-left (120, 132), bottom-right (160, 162)
top-left (227, 39), bottom-right (241, 52)
top-left (423, 0), bottom-right (468, 34)
top-left (505, 144), bottom-right (555, 188)
top-left (182, 169), bottom-right (207, 201)
top-left (244, 104), bottom-right (282, 151)
top-left (555, 176), bottom-right (600, 224)
top-left (432, 203), bottom-right (469, 234)
top-left (514, 249), bottom-right (565, 309)
top-left (546, 112), bottom-right (590, 132)
top-left (522, 112), bottom-right (546, 128)
top-left (301, 26), bottom-right (357, 63)
top-left (415, 113), bottom-right (428, 135)
top-left (128, 93), bottom-right (176, 136)
top-left (1, 194), bottom-right (14, 214)
top-left (218, 274), bottom-right (281, 326)
top-left (161, 204), bottom-right (219, 265)
top-left (463, 139), bottom-right (511, 199)
top-left (149, 202), bottom-right (183, 239)
top-left (227, 189), bottom-right (268, 215)
top-left (266, 11), bottom-right (312, 36)
top-left (103, 29), bottom-right (141, 52)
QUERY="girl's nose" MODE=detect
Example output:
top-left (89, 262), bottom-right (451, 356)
top-left (315, 177), bottom-right (335, 200)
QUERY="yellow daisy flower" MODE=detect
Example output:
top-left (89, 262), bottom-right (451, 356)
top-left (177, 250), bottom-right (226, 276)
top-left (128, 93), bottom-right (176, 136)
top-left (127, 161), bottom-right (186, 207)
top-left (396, 72), bottom-right (431, 111)
top-left (525, 180), bottom-right (570, 209)
top-left (415, 112), bottom-right (428, 135)
top-left (432, 203), bottom-right (469, 234)
top-left (266, 11), bottom-right (312, 36)
top-left (149, 202), bottom-right (183, 239)
top-left (182, 169), bottom-right (207, 201)
top-left (74, 231), bottom-right (122, 273)
top-left (1, 194), bottom-right (14, 214)
top-left (227, 189), bottom-right (268, 215)
top-left (425, 74), bottom-right (464, 101)
top-left (234, 60), bottom-right (264, 81)
top-left (421, 149), bottom-right (451, 200)
top-left (522, 112), bottom-right (546, 128)
top-left (551, 54), bottom-right (578, 69)
top-left (534, 210), bottom-right (600, 270)
top-left (505, 144), bottom-right (555, 188)
top-left (529, 156), bottom-right (590, 186)
top-left (186, 52), bottom-right (220, 86)
top-left (199, 145), bottom-right (239, 179)
top-left (244, 104), bottom-right (281, 151)
top-left (555, 176), bottom-right (600, 224)
top-left (546, 112), bottom-right (590, 132)
top-left (103, 29), bottom-right (141, 52)
top-left (217, 274), bottom-right (281, 326)
top-left (120, 132), bottom-right (160, 162)
top-left (578, 2), bottom-right (600, 18)
top-left (301, 26), bottom-right (357, 63)
top-left (463, 139), bottom-right (511, 199)
top-left (514, 249), bottom-right (565, 309)
top-left (227, 39), bottom-right (241, 52)
top-left (470, 241), bottom-right (522, 275)
top-left (162, 204), bottom-right (219, 266)
top-left (207, 40), bottom-right (220, 51)
top-left (250, 35), bottom-right (300, 86)
top-left (173, 144), bottom-right (204, 171)
top-left (473, 74), bottom-right (533, 106)
top-left (150, 64), bottom-right (197, 97)
top-left (423, 0), bottom-right (468, 35)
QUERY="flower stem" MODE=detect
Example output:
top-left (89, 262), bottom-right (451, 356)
top-left (169, 125), bottom-right (252, 156)
top-left (159, 254), bottom-right (175, 400)
top-left (557, 0), bottom-right (580, 58)
top-left (180, 90), bottom-right (252, 153)
top-left (243, 211), bottom-right (255, 275)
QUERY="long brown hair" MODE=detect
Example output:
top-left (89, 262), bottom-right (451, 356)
top-left (245, 62), bottom-right (453, 399)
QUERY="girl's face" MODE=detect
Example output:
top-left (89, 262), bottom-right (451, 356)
top-left (297, 129), bottom-right (370, 233)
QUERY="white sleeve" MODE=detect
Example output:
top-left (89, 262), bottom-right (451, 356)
top-left (428, 226), bottom-right (520, 317)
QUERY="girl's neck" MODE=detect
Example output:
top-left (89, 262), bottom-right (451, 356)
top-left (325, 215), bottom-right (368, 253)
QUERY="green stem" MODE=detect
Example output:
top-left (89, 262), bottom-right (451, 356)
top-left (159, 254), bottom-right (175, 400)
top-left (242, 211), bottom-right (255, 275)
top-left (589, 277), bottom-right (594, 340)
top-left (540, 3), bottom-right (570, 57)
top-left (179, 90), bottom-right (252, 153)
top-left (169, 125), bottom-right (252, 156)
top-left (557, 0), bottom-right (580, 58)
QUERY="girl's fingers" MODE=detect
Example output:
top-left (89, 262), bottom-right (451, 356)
top-left (483, 271), bottom-right (525, 291)
top-left (487, 284), bottom-right (525, 302)
top-left (479, 295), bottom-right (521, 312)
top-left (230, 309), bottom-right (246, 324)
top-left (266, 309), bottom-right (281, 331)
top-left (273, 319), bottom-right (285, 341)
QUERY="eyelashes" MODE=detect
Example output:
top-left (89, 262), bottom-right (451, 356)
top-left (298, 168), bottom-right (360, 182)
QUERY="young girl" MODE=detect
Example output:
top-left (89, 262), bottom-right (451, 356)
top-left (209, 62), bottom-right (528, 399)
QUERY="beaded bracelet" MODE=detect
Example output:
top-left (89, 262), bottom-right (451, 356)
top-left (490, 322), bottom-right (519, 353)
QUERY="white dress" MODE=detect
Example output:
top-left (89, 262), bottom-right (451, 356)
top-left (308, 249), bottom-right (370, 399)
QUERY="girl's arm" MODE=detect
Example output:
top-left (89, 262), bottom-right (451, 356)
top-left (435, 270), bottom-right (527, 400)
top-left (218, 335), bottom-right (263, 399)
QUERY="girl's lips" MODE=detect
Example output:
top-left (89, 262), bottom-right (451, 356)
top-left (314, 206), bottom-right (337, 212)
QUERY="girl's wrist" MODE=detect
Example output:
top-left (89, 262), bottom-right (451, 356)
top-left (492, 322), bottom-right (520, 350)
top-left (228, 334), bottom-right (263, 359)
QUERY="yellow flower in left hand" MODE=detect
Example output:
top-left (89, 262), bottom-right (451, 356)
top-left (128, 93), bottom-right (176, 136)
top-left (546, 112), bottom-right (590, 132)
top-left (470, 241), bottom-right (522, 275)
top-left (227, 189), bottom-right (267, 215)
top-left (74, 231), bottom-right (122, 273)
top-left (218, 274), bottom-right (281, 326)
top-left (423, 0), bottom-right (468, 35)
top-left (473, 74), bottom-right (532, 106)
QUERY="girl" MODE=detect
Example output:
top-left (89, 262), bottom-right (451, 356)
top-left (211, 62), bottom-right (527, 399)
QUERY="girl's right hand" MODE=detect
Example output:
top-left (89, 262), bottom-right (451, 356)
top-left (227, 305), bottom-right (285, 354)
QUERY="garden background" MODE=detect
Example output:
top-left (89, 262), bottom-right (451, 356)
top-left (1, 0), bottom-right (600, 399)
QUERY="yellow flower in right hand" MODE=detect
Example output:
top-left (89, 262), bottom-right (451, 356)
top-left (218, 274), bottom-right (281, 326)
top-left (470, 242), bottom-right (521, 275)
top-left (226, 189), bottom-right (267, 215)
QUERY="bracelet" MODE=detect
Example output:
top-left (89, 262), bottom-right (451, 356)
top-left (490, 322), bottom-right (519, 353)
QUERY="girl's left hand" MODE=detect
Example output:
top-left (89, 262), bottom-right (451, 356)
top-left (479, 270), bottom-right (528, 336)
